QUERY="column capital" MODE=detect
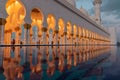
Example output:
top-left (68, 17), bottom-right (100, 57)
top-left (4, 29), bottom-right (12, 33)
top-left (24, 23), bottom-right (31, 29)
top-left (54, 30), bottom-right (59, 34)
top-left (15, 26), bottom-right (20, 31)
top-left (0, 18), bottom-right (6, 25)
top-left (41, 27), bottom-right (47, 32)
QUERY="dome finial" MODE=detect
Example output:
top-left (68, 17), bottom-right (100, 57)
top-left (65, 0), bottom-right (76, 7)
top-left (93, 0), bottom-right (102, 5)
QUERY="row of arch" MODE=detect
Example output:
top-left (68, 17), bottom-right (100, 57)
top-left (3, 0), bottom-right (110, 45)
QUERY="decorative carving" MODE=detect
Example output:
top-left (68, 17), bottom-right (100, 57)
top-left (76, 34), bottom-right (79, 37)
top-left (15, 26), bottom-right (20, 31)
top-left (63, 32), bottom-right (67, 35)
top-left (30, 34), bottom-right (33, 36)
top-left (24, 23), bottom-right (31, 29)
top-left (54, 30), bottom-right (59, 34)
top-left (70, 33), bottom-right (73, 36)
top-left (19, 33), bottom-right (21, 36)
top-left (4, 29), bottom-right (12, 33)
top-left (38, 34), bottom-right (42, 37)
top-left (46, 34), bottom-right (49, 37)
top-left (0, 18), bottom-right (6, 25)
top-left (41, 27), bottom-right (47, 32)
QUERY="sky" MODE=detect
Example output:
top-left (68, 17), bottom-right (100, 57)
top-left (76, 0), bottom-right (120, 41)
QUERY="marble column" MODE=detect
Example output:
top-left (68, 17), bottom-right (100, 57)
top-left (16, 31), bottom-right (19, 45)
top-left (4, 29), bottom-right (12, 45)
top-left (0, 18), bottom-right (6, 45)
top-left (41, 27), bottom-right (47, 45)
top-left (54, 30), bottom-right (59, 45)
top-left (30, 28), bottom-right (33, 45)
top-left (64, 32), bottom-right (67, 45)
top-left (30, 35), bottom-right (33, 45)
top-left (15, 26), bottom-right (21, 45)
top-left (24, 23), bottom-right (31, 45)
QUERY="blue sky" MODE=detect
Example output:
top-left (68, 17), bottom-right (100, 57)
top-left (76, 0), bottom-right (93, 11)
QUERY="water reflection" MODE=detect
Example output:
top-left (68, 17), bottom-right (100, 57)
top-left (0, 46), bottom-right (111, 80)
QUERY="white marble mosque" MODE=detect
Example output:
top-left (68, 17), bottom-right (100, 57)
top-left (0, 1), bottom-right (117, 80)
top-left (0, 0), bottom-right (114, 46)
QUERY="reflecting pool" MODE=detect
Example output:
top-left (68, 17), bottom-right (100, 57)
top-left (0, 46), bottom-right (118, 80)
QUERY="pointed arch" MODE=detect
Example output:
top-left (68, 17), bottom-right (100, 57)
top-left (31, 8), bottom-right (44, 27)
top-left (47, 14), bottom-right (56, 30)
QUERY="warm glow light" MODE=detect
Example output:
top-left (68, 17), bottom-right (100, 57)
top-left (31, 8), bottom-right (43, 26)
top-left (4, 0), bottom-right (26, 45)
top-left (73, 24), bottom-right (77, 37)
top-left (67, 22), bottom-right (72, 35)
top-left (47, 14), bottom-right (56, 30)
top-left (5, 0), bottom-right (26, 30)
top-left (58, 18), bottom-right (64, 34)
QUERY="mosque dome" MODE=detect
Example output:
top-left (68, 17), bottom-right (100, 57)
top-left (66, 0), bottom-right (76, 7)
top-left (79, 7), bottom-right (96, 21)
top-left (90, 16), bottom-right (96, 21)
top-left (79, 7), bottom-right (89, 16)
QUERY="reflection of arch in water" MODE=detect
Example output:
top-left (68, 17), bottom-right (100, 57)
top-left (31, 8), bottom-right (44, 44)
top-left (47, 14), bottom-right (56, 45)
top-left (5, 0), bottom-right (26, 45)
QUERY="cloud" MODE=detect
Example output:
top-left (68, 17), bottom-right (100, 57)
top-left (101, 0), bottom-right (120, 19)
top-left (88, 0), bottom-right (120, 28)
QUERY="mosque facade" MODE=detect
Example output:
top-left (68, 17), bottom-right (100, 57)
top-left (0, 0), bottom-right (113, 46)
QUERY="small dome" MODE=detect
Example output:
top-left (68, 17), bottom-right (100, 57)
top-left (80, 7), bottom-right (89, 16)
top-left (66, 0), bottom-right (76, 7)
top-left (90, 16), bottom-right (95, 21)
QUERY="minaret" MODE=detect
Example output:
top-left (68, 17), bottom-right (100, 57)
top-left (93, 0), bottom-right (102, 24)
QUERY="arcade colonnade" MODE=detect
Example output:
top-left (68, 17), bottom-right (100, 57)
top-left (0, 0), bottom-right (110, 46)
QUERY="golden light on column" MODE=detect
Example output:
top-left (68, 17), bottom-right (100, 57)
top-left (78, 27), bottom-right (82, 52)
top-left (47, 14), bottom-right (56, 30)
top-left (58, 18), bottom-right (64, 44)
top-left (86, 29), bottom-right (89, 52)
top-left (89, 31), bottom-right (92, 51)
top-left (66, 22), bottom-right (72, 44)
top-left (78, 27), bottom-right (82, 45)
top-left (82, 28), bottom-right (86, 45)
top-left (73, 24), bottom-right (77, 45)
top-left (47, 14), bottom-right (56, 45)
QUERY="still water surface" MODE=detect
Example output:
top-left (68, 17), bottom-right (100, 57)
top-left (0, 46), bottom-right (119, 80)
